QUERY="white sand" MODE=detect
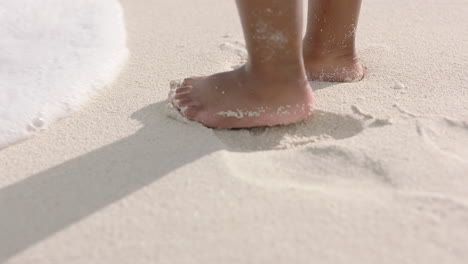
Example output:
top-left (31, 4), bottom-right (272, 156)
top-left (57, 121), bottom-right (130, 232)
top-left (1, 0), bottom-right (468, 263)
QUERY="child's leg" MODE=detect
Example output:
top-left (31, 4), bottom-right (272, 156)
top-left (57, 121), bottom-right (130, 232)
top-left (171, 0), bottom-right (313, 129)
top-left (303, 0), bottom-right (364, 82)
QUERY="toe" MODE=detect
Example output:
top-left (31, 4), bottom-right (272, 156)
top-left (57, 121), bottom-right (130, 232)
top-left (168, 80), bottom-right (185, 99)
top-left (172, 86), bottom-right (194, 104)
top-left (174, 98), bottom-right (194, 107)
top-left (175, 85), bottom-right (193, 94)
top-left (182, 107), bottom-right (200, 120)
top-left (173, 91), bottom-right (191, 100)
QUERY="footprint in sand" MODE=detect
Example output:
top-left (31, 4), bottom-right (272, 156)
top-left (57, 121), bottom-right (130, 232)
top-left (215, 106), bottom-right (392, 152)
top-left (397, 191), bottom-right (468, 231)
top-left (394, 104), bottom-right (468, 164)
top-left (214, 110), bottom-right (364, 151)
top-left (214, 106), bottom-right (395, 192)
top-left (297, 145), bottom-right (392, 187)
top-left (416, 118), bottom-right (468, 164)
top-left (219, 39), bottom-right (247, 69)
top-left (224, 144), bottom-right (393, 193)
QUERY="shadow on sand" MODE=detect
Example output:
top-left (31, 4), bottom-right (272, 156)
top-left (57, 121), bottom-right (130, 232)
top-left (0, 94), bottom-right (363, 261)
top-left (0, 102), bottom-right (220, 262)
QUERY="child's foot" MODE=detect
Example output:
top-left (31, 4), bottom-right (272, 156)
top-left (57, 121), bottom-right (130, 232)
top-left (303, 51), bottom-right (364, 82)
top-left (303, 0), bottom-right (364, 82)
top-left (169, 66), bottom-right (314, 129)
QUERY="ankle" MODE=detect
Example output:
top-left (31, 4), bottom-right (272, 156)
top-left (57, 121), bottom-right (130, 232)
top-left (304, 49), bottom-right (360, 67)
top-left (303, 43), bottom-right (358, 61)
top-left (245, 62), bottom-right (308, 84)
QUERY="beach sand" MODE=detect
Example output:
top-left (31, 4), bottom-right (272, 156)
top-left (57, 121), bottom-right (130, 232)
top-left (1, 0), bottom-right (468, 263)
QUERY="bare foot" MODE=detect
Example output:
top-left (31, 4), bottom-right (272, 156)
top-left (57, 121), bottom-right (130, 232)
top-left (169, 66), bottom-right (314, 129)
top-left (303, 0), bottom-right (364, 82)
top-left (304, 51), bottom-right (364, 82)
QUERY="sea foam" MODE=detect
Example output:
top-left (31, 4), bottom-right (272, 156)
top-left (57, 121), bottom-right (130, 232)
top-left (0, 0), bottom-right (128, 148)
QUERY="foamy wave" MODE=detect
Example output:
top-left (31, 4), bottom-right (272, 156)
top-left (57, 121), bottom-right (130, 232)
top-left (0, 0), bottom-right (128, 148)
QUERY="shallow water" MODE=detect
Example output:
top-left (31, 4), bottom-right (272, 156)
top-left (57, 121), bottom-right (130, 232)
top-left (0, 0), bottom-right (127, 148)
